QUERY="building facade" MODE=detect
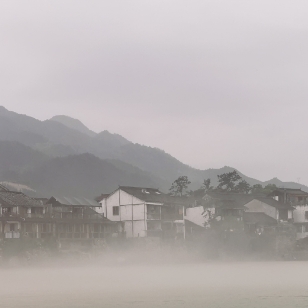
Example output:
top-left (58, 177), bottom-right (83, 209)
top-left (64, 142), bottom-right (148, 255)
top-left (0, 185), bottom-right (115, 245)
top-left (100, 186), bottom-right (187, 239)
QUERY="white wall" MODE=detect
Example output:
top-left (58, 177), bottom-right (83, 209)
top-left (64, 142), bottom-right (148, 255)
top-left (245, 199), bottom-right (278, 220)
top-left (121, 204), bottom-right (146, 221)
top-left (105, 189), bottom-right (147, 221)
top-left (185, 206), bottom-right (207, 227)
top-left (105, 190), bottom-right (121, 221)
top-left (124, 221), bottom-right (147, 238)
top-left (293, 205), bottom-right (308, 223)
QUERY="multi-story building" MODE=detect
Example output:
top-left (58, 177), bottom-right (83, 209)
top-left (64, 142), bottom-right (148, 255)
top-left (99, 186), bottom-right (189, 239)
top-left (0, 185), bottom-right (115, 244)
top-left (202, 191), bottom-right (294, 235)
top-left (269, 188), bottom-right (308, 239)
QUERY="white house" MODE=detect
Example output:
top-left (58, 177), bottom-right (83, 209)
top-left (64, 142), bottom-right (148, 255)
top-left (100, 186), bottom-right (188, 238)
top-left (244, 197), bottom-right (293, 221)
top-left (270, 188), bottom-right (308, 239)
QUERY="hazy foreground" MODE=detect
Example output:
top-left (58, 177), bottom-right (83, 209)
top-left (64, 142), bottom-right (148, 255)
top-left (1, 262), bottom-right (308, 307)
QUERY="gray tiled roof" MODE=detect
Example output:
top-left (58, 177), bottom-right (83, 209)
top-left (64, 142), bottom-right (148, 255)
top-left (119, 186), bottom-right (190, 206)
top-left (0, 184), bottom-right (9, 192)
top-left (0, 191), bottom-right (44, 207)
top-left (270, 188), bottom-right (308, 196)
top-left (254, 197), bottom-right (293, 210)
top-left (48, 196), bottom-right (100, 207)
top-left (206, 192), bottom-right (293, 210)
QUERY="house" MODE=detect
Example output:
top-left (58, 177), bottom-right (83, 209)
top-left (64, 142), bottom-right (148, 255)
top-left (0, 185), bottom-right (47, 239)
top-left (0, 185), bottom-right (116, 245)
top-left (201, 191), bottom-right (294, 234)
top-left (46, 196), bottom-right (116, 242)
top-left (99, 186), bottom-right (189, 239)
top-left (269, 188), bottom-right (308, 239)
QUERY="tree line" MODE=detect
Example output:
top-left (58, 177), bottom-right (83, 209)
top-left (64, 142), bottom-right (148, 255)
top-left (169, 170), bottom-right (277, 197)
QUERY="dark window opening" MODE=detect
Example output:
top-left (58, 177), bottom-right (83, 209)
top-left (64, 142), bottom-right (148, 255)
top-left (113, 206), bottom-right (119, 216)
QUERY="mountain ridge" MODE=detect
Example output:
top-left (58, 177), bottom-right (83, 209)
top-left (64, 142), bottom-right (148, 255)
top-left (0, 106), bottom-right (306, 196)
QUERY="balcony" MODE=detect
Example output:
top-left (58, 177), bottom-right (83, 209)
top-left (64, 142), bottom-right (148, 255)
top-left (0, 212), bottom-right (19, 218)
top-left (5, 232), bottom-right (20, 239)
top-left (25, 213), bottom-right (46, 219)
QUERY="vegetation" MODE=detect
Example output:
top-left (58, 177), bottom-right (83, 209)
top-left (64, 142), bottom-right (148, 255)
top-left (169, 176), bottom-right (191, 196)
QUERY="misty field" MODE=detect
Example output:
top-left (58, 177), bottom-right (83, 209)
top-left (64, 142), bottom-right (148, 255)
top-left (1, 262), bottom-right (308, 308)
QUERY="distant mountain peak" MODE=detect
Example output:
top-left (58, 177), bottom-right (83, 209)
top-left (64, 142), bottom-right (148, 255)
top-left (49, 115), bottom-right (96, 137)
top-left (0, 106), bottom-right (8, 113)
top-left (95, 130), bottom-right (131, 146)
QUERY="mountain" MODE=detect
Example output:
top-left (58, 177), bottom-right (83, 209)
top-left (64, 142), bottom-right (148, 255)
top-left (0, 106), bottom-right (91, 153)
top-left (0, 141), bottom-right (164, 197)
top-left (0, 140), bottom-right (48, 181)
top-left (20, 153), bottom-right (163, 198)
top-left (0, 106), bottom-right (307, 196)
top-left (50, 115), bottom-right (96, 137)
top-left (263, 177), bottom-right (308, 192)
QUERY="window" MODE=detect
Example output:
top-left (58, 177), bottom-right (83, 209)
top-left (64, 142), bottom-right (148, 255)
top-left (305, 211), bottom-right (308, 220)
top-left (113, 206), bottom-right (119, 216)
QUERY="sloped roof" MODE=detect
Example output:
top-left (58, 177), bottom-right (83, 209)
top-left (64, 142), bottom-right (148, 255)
top-left (270, 188), bottom-right (308, 196)
top-left (243, 212), bottom-right (277, 225)
top-left (0, 191), bottom-right (44, 207)
top-left (254, 197), bottom-right (294, 210)
top-left (206, 192), bottom-right (255, 209)
top-left (0, 184), bottom-right (9, 192)
top-left (206, 192), bottom-right (294, 210)
top-left (48, 196), bottom-right (100, 207)
top-left (119, 186), bottom-right (190, 206)
top-left (95, 193), bottom-right (110, 202)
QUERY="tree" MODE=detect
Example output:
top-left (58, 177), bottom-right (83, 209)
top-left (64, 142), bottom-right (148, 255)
top-left (250, 183), bottom-right (277, 195)
top-left (234, 180), bottom-right (251, 194)
top-left (263, 184), bottom-right (277, 195)
top-left (169, 176), bottom-right (191, 196)
top-left (251, 184), bottom-right (264, 194)
top-left (217, 170), bottom-right (242, 191)
top-left (202, 178), bottom-right (213, 192)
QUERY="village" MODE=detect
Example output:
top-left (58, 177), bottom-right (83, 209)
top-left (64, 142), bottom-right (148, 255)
top-left (1, 170), bottom-right (308, 264)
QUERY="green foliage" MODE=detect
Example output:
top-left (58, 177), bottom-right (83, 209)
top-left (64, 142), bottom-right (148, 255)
top-left (234, 180), bottom-right (251, 194)
top-left (217, 170), bottom-right (242, 191)
top-left (251, 183), bottom-right (277, 195)
top-left (217, 170), bottom-right (251, 193)
top-left (169, 176), bottom-right (191, 196)
top-left (250, 184), bottom-right (263, 194)
top-left (202, 178), bottom-right (213, 192)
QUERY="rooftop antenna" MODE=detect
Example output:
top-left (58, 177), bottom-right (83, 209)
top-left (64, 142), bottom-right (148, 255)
top-left (297, 177), bottom-right (301, 184)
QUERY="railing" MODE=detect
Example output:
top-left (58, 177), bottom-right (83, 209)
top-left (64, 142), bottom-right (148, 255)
top-left (25, 213), bottom-right (45, 218)
top-left (0, 212), bottom-right (19, 218)
top-left (5, 232), bottom-right (20, 239)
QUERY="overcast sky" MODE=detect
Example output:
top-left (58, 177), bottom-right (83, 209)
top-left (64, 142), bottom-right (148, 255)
top-left (1, 1), bottom-right (308, 184)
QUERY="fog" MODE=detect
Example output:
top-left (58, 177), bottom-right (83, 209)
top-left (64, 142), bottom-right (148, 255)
top-left (1, 262), bottom-right (308, 307)
top-left (1, 1), bottom-right (308, 182)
